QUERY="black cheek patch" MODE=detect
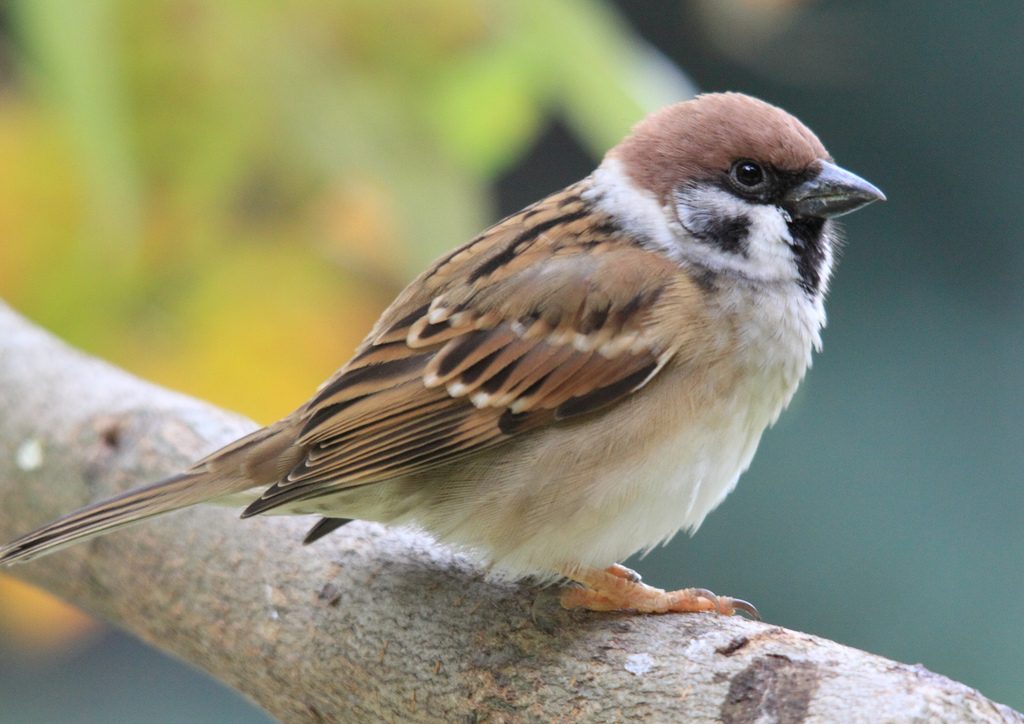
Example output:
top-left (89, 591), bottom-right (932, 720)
top-left (705, 215), bottom-right (751, 255)
top-left (685, 210), bottom-right (750, 256)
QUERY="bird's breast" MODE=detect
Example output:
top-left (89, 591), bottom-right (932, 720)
top-left (385, 282), bottom-right (826, 579)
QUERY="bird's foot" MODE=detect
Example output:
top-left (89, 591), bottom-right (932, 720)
top-left (560, 565), bottom-right (759, 618)
top-left (604, 562), bottom-right (642, 582)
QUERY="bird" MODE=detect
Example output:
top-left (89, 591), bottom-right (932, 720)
top-left (0, 92), bottom-right (884, 617)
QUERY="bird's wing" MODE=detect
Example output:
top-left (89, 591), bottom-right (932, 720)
top-left (243, 189), bottom-right (705, 516)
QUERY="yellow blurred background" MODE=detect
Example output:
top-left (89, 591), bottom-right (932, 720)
top-left (0, 0), bottom-right (691, 668)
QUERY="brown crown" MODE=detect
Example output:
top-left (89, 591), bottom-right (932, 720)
top-left (609, 92), bottom-right (830, 203)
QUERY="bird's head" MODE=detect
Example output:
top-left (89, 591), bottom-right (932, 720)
top-left (602, 92), bottom-right (885, 296)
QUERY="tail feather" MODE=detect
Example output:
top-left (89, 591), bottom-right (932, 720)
top-left (0, 472), bottom-right (207, 564)
top-left (0, 419), bottom-right (302, 566)
top-left (0, 471), bottom-right (229, 564)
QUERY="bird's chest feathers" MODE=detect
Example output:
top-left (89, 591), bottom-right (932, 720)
top-left (722, 281), bottom-right (824, 410)
top-left (615, 282), bottom-right (823, 545)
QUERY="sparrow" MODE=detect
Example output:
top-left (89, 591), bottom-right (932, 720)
top-left (0, 93), bottom-right (884, 617)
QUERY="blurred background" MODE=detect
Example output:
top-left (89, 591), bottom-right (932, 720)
top-left (0, 0), bottom-right (1021, 720)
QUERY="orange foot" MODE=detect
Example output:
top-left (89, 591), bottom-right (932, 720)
top-left (560, 565), bottom-right (759, 618)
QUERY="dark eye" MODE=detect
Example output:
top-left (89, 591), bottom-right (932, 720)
top-left (730, 160), bottom-right (766, 190)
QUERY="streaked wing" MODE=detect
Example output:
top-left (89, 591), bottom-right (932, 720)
top-left (243, 183), bottom-right (692, 516)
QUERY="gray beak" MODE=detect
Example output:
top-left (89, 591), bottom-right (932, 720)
top-left (784, 160), bottom-right (886, 219)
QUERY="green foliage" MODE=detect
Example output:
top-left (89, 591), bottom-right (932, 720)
top-left (0, 0), bottom-right (691, 420)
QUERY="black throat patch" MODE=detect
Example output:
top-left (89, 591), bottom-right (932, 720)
top-left (787, 216), bottom-right (828, 295)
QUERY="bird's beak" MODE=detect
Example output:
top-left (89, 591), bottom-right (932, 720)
top-left (784, 160), bottom-right (886, 219)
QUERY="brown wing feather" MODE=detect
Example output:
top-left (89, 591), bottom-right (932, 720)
top-left (242, 184), bottom-right (696, 517)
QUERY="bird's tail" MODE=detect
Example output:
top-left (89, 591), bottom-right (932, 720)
top-left (0, 419), bottom-right (300, 565)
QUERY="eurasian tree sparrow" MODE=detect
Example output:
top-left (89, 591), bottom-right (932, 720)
top-left (0, 93), bottom-right (884, 616)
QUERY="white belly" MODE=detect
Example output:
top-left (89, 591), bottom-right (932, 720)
top-left (465, 368), bottom-right (797, 578)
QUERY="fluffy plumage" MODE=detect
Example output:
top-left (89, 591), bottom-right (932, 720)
top-left (0, 93), bottom-right (884, 615)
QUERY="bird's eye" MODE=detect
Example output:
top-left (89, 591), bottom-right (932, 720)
top-left (730, 160), bottom-right (766, 190)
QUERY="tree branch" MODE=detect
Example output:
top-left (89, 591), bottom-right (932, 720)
top-left (0, 301), bottom-right (1018, 722)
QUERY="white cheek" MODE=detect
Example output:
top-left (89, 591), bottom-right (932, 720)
top-left (585, 160), bottom-right (828, 290)
top-left (743, 203), bottom-right (799, 279)
top-left (584, 158), bottom-right (687, 262)
top-left (673, 185), bottom-right (798, 283)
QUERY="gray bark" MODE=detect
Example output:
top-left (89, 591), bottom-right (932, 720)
top-left (0, 300), bottom-right (1018, 723)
